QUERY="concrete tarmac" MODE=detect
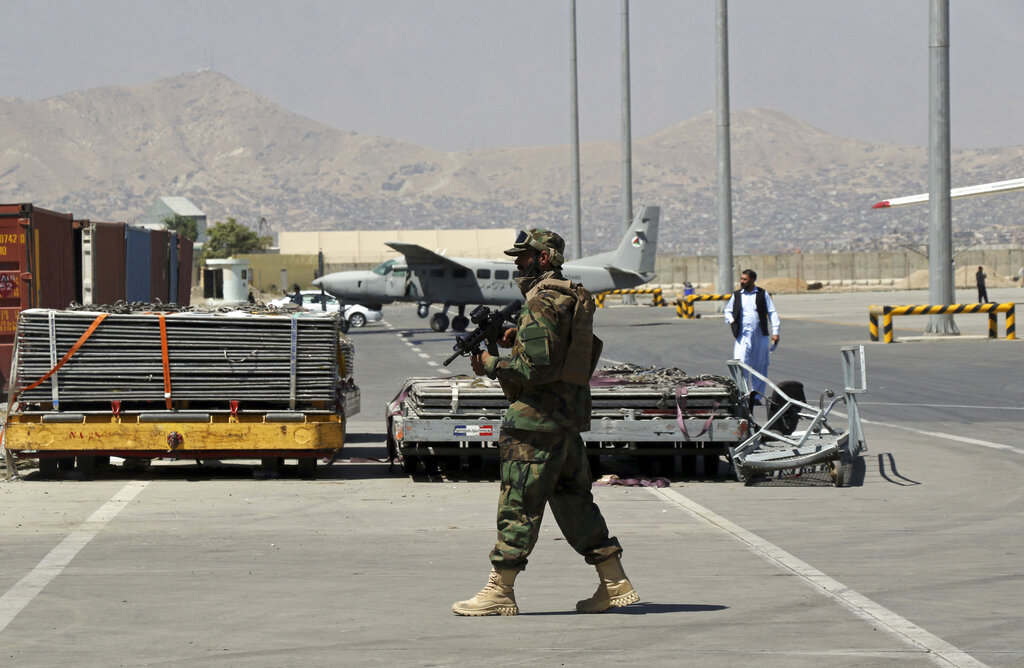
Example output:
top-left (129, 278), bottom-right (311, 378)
top-left (1, 286), bottom-right (1022, 667)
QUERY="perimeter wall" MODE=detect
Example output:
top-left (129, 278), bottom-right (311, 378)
top-left (653, 247), bottom-right (1024, 289)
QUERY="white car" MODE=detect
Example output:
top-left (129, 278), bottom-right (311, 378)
top-left (271, 290), bottom-right (382, 328)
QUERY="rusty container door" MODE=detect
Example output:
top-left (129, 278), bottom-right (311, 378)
top-left (169, 232), bottom-right (179, 304)
top-left (88, 222), bottom-right (127, 305)
top-left (177, 237), bottom-right (194, 306)
top-left (30, 211), bottom-right (77, 309)
top-left (149, 229), bottom-right (170, 304)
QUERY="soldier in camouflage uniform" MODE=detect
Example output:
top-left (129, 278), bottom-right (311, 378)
top-left (452, 228), bottom-right (639, 617)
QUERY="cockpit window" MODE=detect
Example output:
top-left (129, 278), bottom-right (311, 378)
top-left (371, 259), bottom-right (398, 276)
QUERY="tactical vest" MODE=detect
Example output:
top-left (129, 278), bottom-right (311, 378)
top-left (525, 277), bottom-right (604, 386)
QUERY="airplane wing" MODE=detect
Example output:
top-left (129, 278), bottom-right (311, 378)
top-left (871, 177), bottom-right (1024, 208)
top-left (385, 242), bottom-right (469, 269)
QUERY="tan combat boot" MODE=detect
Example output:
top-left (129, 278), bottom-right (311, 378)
top-left (452, 567), bottom-right (519, 616)
top-left (576, 556), bottom-right (639, 613)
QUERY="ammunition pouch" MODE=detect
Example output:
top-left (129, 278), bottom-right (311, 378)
top-left (526, 277), bottom-right (599, 387)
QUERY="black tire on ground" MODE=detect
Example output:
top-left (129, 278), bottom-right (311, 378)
top-left (297, 457), bottom-right (317, 480)
top-left (417, 303), bottom-right (430, 318)
top-left (703, 454), bottom-right (720, 477)
top-left (401, 455), bottom-right (421, 476)
top-left (767, 381), bottom-right (806, 436)
top-left (348, 312), bottom-right (366, 328)
top-left (451, 315), bottom-right (469, 332)
top-left (38, 457), bottom-right (58, 479)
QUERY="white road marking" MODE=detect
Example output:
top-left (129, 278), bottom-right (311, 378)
top-left (0, 480), bottom-right (149, 633)
top-left (649, 486), bottom-right (989, 668)
top-left (418, 353), bottom-right (430, 358)
top-left (860, 401), bottom-right (1024, 411)
top-left (862, 418), bottom-right (1024, 456)
top-left (426, 361), bottom-right (439, 367)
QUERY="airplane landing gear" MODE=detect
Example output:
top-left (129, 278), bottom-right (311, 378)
top-left (451, 305), bottom-right (469, 332)
top-left (430, 313), bottom-right (449, 332)
top-left (417, 303), bottom-right (431, 318)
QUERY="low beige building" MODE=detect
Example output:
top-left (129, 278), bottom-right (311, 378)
top-left (278, 229), bottom-right (516, 264)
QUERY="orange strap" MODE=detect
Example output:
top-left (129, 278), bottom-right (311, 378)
top-left (159, 314), bottom-right (172, 409)
top-left (15, 313), bottom-right (108, 401)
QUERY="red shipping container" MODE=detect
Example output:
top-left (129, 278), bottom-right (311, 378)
top-left (0, 203), bottom-right (76, 391)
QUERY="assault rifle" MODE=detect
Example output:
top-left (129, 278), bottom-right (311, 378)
top-left (443, 300), bottom-right (522, 366)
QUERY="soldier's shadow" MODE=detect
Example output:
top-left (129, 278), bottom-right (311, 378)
top-left (522, 602), bottom-right (726, 616)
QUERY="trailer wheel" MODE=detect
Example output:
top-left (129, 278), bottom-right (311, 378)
top-left (830, 454), bottom-right (849, 487)
top-left (38, 457), bottom-right (58, 479)
top-left (401, 454), bottom-right (421, 476)
top-left (297, 457), bottom-right (317, 480)
top-left (702, 454), bottom-right (720, 477)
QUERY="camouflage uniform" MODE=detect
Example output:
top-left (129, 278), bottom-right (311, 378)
top-left (481, 230), bottom-right (622, 571)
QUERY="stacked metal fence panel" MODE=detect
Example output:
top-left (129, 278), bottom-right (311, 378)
top-left (13, 309), bottom-right (342, 412)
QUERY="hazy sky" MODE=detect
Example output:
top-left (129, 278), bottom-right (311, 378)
top-left (3, 0), bottom-right (1024, 152)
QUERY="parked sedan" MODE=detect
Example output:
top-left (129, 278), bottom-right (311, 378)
top-left (270, 290), bottom-right (382, 328)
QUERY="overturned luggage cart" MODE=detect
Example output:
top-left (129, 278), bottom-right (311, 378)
top-left (727, 346), bottom-right (867, 487)
top-left (387, 365), bottom-right (750, 478)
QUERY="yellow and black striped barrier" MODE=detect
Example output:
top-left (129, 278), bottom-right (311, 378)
top-left (595, 288), bottom-right (665, 308)
top-left (674, 293), bottom-right (731, 319)
top-left (869, 302), bottom-right (1016, 343)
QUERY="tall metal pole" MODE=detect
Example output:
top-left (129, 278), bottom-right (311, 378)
top-left (620, 0), bottom-right (633, 230)
top-left (715, 0), bottom-right (734, 296)
top-left (926, 0), bottom-right (957, 334)
top-left (619, 0), bottom-right (635, 304)
top-left (569, 0), bottom-right (583, 259)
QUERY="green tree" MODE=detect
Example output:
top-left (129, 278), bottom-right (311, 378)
top-left (203, 218), bottom-right (272, 259)
top-left (162, 214), bottom-right (199, 241)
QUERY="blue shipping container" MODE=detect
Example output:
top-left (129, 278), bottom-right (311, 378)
top-left (125, 226), bottom-right (151, 302)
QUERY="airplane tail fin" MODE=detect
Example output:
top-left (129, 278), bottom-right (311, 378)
top-left (572, 205), bottom-right (660, 275)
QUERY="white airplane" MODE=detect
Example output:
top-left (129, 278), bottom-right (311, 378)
top-left (872, 177), bottom-right (1024, 208)
top-left (313, 205), bottom-right (660, 332)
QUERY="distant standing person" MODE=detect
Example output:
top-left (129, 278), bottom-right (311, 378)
top-left (976, 266), bottom-right (989, 303)
top-left (724, 269), bottom-right (780, 405)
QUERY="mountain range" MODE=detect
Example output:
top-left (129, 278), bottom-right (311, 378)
top-left (2, 70), bottom-right (1022, 256)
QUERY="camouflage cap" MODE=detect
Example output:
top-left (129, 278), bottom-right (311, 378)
top-left (504, 228), bottom-right (565, 266)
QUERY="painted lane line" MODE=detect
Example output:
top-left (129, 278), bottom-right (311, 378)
top-left (861, 418), bottom-right (1024, 456)
top-left (426, 361), bottom-right (439, 367)
top-left (860, 402), bottom-right (1024, 411)
top-left (649, 486), bottom-right (988, 668)
top-left (418, 353), bottom-right (430, 359)
top-left (0, 480), bottom-right (150, 633)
